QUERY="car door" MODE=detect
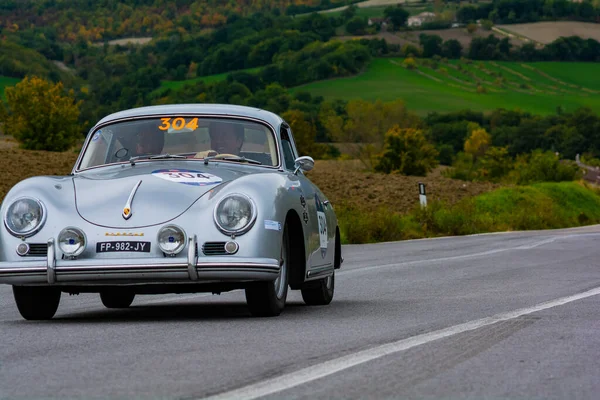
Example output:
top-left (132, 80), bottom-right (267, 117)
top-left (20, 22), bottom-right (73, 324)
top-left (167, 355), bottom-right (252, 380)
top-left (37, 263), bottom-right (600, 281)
top-left (280, 124), bottom-right (334, 273)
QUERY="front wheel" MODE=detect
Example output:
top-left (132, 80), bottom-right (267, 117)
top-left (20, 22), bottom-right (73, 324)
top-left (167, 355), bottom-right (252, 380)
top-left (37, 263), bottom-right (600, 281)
top-left (100, 290), bottom-right (135, 309)
top-left (13, 286), bottom-right (61, 320)
top-left (245, 225), bottom-right (290, 317)
top-left (301, 272), bottom-right (335, 305)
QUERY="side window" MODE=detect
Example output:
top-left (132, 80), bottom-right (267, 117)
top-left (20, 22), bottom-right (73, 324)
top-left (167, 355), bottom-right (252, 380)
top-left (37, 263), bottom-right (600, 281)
top-left (280, 126), bottom-right (297, 170)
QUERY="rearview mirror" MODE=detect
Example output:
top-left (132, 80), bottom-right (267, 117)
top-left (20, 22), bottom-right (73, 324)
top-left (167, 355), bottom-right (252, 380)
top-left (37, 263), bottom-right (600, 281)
top-left (294, 156), bottom-right (314, 175)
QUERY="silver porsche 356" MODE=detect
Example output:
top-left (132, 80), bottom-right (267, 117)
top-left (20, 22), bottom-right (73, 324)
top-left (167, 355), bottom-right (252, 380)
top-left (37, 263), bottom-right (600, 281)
top-left (0, 104), bottom-right (342, 320)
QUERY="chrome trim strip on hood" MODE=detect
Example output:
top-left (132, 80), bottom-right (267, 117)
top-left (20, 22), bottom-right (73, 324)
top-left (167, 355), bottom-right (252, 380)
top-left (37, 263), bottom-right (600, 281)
top-left (122, 180), bottom-right (142, 220)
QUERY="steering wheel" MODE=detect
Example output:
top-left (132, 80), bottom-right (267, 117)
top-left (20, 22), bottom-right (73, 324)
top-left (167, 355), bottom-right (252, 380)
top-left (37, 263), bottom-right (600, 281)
top-left (212, 153), bottom-right (239, 158)
top-left (194, 150), bottom-right (240, 159)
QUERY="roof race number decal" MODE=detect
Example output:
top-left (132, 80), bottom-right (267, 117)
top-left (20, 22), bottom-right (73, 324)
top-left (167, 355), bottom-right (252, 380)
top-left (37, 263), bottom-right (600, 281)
top-left (158, 117), bottom-right (199, 131)
top-left (151, 169), bottom-right (223, 186)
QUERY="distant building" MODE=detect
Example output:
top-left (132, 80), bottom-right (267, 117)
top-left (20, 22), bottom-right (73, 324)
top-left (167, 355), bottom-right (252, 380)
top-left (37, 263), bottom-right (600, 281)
top-left (368, 17), bottom-right (390, 27)
top-left (407, 12), bottom-right (436, 27)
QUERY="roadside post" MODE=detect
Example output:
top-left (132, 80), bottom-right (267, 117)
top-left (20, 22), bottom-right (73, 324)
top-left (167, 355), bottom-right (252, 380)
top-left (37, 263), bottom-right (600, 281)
top-left (418, 182), bottom-right (427, 208)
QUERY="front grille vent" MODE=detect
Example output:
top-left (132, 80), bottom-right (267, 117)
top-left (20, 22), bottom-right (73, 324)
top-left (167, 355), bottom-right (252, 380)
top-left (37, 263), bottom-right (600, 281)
top-left (26, 243), bottom-right (47, 257)
top-left (202, 242), bottom-right (227, 256)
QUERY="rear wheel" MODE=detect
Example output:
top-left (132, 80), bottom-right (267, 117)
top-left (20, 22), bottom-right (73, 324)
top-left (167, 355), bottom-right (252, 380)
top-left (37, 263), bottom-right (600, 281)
top-left (301, 272), bottom-right (335, 305)
top-left (100, 290), bottom-right (135, 309)
top-left (13, 286), bottom-right (61, 320)
top-left (245, 225), bottom-right (290, 317)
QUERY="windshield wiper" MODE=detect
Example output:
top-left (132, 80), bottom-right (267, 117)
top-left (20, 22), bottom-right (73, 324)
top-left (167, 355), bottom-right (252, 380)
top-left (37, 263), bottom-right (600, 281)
top-left (129, 153), bottom-right (187, 166)
top-left (203, 155), bottom-right (262, 165)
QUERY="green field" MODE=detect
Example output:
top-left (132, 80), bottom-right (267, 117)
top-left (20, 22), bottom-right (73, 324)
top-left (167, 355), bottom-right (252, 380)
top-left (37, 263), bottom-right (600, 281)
top-left (290, 58), bottom-right (600, 115)
top-left (157, 67), bottom-right (262, 94)
top-left (0, 76), bottom-right (20, 100)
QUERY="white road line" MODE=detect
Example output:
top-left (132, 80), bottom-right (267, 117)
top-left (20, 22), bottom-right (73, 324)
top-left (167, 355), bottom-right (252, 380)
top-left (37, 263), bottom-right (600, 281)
top-left (201, 285), bottom-right (600, 400)
top-left (339, 247), bottom-right (509, 276)
top-left (339, 233), bottom-right (599, 276)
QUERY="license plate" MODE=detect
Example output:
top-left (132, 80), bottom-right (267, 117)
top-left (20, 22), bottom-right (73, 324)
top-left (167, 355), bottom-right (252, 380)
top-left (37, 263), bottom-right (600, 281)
top-left (96, 241), bottom-right (151, 253)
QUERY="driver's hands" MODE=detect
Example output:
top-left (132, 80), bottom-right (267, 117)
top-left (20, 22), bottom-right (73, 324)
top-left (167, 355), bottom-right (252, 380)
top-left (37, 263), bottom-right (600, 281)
top-left (194, 150), bottom-right (218, 158)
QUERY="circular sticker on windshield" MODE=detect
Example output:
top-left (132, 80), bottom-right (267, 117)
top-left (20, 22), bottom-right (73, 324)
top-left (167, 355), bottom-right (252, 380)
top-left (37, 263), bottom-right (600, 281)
top-left (151, 169), bottom-right (223, 186)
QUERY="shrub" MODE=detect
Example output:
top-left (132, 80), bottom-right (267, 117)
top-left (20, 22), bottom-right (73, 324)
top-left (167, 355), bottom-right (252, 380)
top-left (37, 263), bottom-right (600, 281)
top-left (508, 150), bottom-right (582, 185)
top-left (403, 57), bottom-right (417, 69)
top-left (401, 44), bottom-right (422, 57)
top-left (481, 19), bottom-right (494, 30)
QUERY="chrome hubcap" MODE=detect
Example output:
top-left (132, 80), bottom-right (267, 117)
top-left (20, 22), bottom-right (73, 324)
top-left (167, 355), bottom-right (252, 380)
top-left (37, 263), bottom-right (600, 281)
top-left (325, 275), bottom-right (333, 290)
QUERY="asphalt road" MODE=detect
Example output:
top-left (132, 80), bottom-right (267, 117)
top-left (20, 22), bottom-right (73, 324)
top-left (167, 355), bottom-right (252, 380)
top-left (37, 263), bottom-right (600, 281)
top-left (2, 225), bottom-right (600, 399)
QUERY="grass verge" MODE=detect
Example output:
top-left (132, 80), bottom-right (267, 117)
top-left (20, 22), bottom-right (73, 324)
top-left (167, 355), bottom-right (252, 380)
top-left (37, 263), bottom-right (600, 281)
top-left (338, 181), bottom-right (600, 244)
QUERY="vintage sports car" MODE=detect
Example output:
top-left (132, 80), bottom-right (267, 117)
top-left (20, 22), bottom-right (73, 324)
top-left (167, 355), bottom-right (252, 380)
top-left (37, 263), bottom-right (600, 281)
top-left (0, 104), bottom-right (342, 320)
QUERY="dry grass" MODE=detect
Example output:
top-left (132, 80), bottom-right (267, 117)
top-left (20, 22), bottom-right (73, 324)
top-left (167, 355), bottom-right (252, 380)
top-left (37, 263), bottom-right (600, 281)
top-left (403, 28), bottom-right (527, 47)
top-left (307, 160), bottom-right (500, 214)
top-left (0, 140), bottom-right (79, 202)
top-left (497, 22), bottom-right (600, 45)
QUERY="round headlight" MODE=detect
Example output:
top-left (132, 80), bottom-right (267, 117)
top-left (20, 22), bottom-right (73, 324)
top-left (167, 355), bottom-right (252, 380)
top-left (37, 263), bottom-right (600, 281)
top-left (58, 227), bottom-right (87, 257)
top-left (214, 194), bottom-right (256, 235)
top-left (157, 225), bottom-right (186, 255)
top-left (4, 197), bottom-right (46, 237)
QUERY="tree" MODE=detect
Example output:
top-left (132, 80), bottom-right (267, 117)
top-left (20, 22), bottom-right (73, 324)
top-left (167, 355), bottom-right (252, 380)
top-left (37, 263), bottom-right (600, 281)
top-left (466, 23), bottom-right (478, 34)
top-left (282, 109), bottom-right (330, 159)
top-left (464, 123), bottom-right (491, 159)
top-left (384, 5), bottom-right (410, 31)
top-left (477, 146), bottom-right (513, 181)
top-left (341, 4), bottom-right (358, 21)
top-left (346, 16), bottom-right (368, 35)
top-left (419, 34), bottom-right (443, 58)
top-left (0, 76), bottom-right (82, 151)
top-left (326, 99), bottom-right (422, 169)
top-left (375, 126), bottom-right (439, 176)
top-left (456, 5), bottom-right (478, 23)
top-left (441, 39), bottom-right (463, 58)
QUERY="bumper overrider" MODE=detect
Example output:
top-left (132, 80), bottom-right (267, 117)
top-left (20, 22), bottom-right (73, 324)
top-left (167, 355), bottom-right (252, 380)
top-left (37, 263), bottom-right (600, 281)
top-left (0, 236), bottom-right (280, 285)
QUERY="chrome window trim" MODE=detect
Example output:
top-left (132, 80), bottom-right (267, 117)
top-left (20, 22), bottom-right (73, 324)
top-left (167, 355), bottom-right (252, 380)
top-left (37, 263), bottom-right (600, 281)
top-left (73, 114), bottom-right (283, 173)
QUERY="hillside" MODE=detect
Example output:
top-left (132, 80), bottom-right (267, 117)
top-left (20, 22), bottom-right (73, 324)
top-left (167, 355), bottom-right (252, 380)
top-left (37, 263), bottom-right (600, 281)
top-left (0, 77), bottom-right (20, 100)
top-left (1, 0), bottom-right (354, 41)
top-left (291, 58), bottom-right (600, 115)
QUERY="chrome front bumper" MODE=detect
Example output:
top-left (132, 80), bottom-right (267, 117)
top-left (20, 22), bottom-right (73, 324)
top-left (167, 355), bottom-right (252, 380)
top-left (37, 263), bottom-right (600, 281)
top-left (0, 237), bottom-right (279, 286)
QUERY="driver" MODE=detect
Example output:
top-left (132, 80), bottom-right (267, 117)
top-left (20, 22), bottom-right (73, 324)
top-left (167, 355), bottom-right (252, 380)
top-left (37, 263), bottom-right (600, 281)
top-left (208, 120), bottom-right (244, 155)
top-left (133, 128), bottom-right (164, 157)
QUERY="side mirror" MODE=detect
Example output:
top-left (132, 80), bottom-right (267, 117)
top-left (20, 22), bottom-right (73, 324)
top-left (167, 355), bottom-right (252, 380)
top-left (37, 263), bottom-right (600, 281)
top-left (294, 156), bottom-right (314, 175)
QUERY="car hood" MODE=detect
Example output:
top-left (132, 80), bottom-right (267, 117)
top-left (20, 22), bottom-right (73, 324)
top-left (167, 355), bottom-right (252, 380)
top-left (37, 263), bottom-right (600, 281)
top-left (74, 162), bottom-right (247, 228)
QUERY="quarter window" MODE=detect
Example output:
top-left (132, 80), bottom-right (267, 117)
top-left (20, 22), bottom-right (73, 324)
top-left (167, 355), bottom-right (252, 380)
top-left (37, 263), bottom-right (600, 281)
top-left (280, 126), bottom-right (297, 171)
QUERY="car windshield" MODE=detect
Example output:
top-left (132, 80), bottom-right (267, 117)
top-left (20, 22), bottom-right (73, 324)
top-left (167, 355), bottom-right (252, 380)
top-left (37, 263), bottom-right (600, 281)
top-left (78, 117), bottom-right (279, 169)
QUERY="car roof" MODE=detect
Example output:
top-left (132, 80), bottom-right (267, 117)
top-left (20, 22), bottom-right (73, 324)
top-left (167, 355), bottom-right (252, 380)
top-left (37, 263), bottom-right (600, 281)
top-left (94, 104), bottom-right (284, 129)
